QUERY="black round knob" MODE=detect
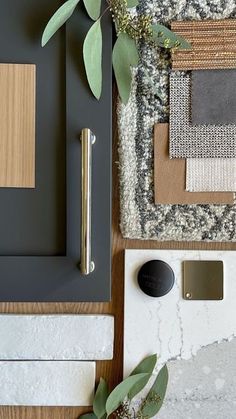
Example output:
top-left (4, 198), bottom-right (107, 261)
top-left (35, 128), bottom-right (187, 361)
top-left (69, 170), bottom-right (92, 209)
top-left (137, 260), bottom-right (175, 297)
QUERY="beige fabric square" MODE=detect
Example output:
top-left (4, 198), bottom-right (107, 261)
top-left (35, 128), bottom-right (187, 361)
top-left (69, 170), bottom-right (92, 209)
top-left (154, 123), bottom-right (234, 205)
top-left (186, 158), bottom-right (236, 192)
top-left (171, 19), bottom-right (236, 70)
top-left (0, 64), bottom-right (36, 188)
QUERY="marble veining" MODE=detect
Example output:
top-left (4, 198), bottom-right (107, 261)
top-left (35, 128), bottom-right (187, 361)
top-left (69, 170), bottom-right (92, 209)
top-left (124, 249), bottom-right (236, 375)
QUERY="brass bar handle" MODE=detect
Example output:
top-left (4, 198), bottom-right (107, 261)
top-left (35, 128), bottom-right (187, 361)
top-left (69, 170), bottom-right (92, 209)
top-left (80, 128), bottom-right (95, 275)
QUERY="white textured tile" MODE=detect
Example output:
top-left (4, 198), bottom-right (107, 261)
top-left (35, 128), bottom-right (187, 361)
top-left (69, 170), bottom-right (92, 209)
top-left (124, 250), bottom-right (236, 375)
top-left (0, 315), bottom-right (114, 360)
top-left (0, 361), bottom-right (95, 406)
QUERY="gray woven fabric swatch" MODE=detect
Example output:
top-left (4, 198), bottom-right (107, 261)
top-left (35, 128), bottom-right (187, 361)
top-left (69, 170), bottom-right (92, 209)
top-left (186, 158), bottom-right (236, 192)
top-left (192, 70), bottom-right (236, 125)
top-left (169, 73), bottom-right (236, 158)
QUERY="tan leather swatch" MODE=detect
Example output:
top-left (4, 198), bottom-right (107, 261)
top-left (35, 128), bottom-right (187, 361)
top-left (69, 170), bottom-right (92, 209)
top-left (171, 19), bottom-right (236, 70)
top-left (154, 123), bottom-right (234, 205)
top-left (0, 64), bottom-right (36, 188)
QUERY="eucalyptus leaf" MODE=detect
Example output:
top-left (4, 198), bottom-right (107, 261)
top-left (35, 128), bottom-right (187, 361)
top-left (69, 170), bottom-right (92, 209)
top-left (128, 354), bottom-right (157, 400)
top-left (139, 365), bottom-right (168, 418)
top-left (93, 378), bottom-right (109, 419)
top-left (112, 33), bottom-right (139, 104)
top-left (42, 0), bottom-right (80, 47)
top-left (79, 414), bottom-right (97, 419)
top-left (105, 373), bottom-right (149, 416)
top-left (152, 24), bottom-right (191, 49)
top-left (127, 0), bottom-right (139, 7)
top-left (83, 0), bottom-right (101, 20)
top-left (83, 19), bottom-right (102, 100)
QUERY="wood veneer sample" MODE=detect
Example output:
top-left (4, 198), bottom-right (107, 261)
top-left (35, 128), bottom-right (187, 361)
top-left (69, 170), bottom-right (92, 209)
top-left (154, 123), bottom-right (234, 205)
top-left (0, 63), bottom-right (36, 188)
top-left (171, 20), bottom-right (236, 70)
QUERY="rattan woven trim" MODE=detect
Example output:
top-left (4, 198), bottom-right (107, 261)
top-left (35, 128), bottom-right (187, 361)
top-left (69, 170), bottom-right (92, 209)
top-left (171, 19), bottom-right (236, 70)
top-left (169, 72), bottom-right (236, 159)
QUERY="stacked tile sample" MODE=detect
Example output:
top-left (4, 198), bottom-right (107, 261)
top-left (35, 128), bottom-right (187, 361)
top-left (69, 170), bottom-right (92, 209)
top-left (0, 361), bottom-right (95, 407)
top-left (0, 315), bottom-right (114, 406)
top-left (0, 315), bottom-right (114, 360)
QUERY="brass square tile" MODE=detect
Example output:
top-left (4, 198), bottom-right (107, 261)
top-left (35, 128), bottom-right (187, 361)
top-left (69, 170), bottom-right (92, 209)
top-left (183, 261), bottom-right (224, 300)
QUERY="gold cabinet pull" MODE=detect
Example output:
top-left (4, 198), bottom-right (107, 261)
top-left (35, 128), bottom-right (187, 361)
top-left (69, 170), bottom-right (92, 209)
top-left (80, 128), bottom-right (95, 275)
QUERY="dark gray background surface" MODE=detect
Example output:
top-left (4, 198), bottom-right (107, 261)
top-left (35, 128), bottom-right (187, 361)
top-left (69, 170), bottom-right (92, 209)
top-left (0, 0), bottom-right (112, 301)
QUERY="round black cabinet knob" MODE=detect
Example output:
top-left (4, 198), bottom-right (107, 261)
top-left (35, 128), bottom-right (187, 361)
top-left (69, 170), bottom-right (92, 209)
top-left (137, 260), bottom-right (175, 297)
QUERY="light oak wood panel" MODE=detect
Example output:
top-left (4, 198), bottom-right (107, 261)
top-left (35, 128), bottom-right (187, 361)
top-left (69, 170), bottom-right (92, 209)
top-left (0, 92), bottom-right (235, 418)
top-left (0, 64), bottom-right (35, 188)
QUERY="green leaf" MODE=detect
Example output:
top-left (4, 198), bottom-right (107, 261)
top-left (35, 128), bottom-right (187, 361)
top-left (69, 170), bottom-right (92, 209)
top-left (139, 365), bottom-right (169, 418)
top-left (128, 354), bottom-right (157, 400)
top-left (93, 378), bottom-right (109, 419)
top-left (83, 0), bottom-right (101, 20)
top-left (112, 33), bottom-right (139, 104)
top-left (83, 19), bottom-right (102, 100)
top-left (127, 0), bottom-right (139, 7)
top-left (42, 0), bottom-right (80, 47)
top-left (79, 414), bottom-right (97, 419)
top-left (105, 373), bottom-right (149, 416)
top-left (152, 24), bottom-right (191, 50)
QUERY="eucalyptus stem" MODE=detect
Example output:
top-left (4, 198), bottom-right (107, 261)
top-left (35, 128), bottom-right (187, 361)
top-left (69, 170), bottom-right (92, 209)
top-left (109, 0), bottom-right (153, 40)
top-left (41, 0), bottom-right (191, 104)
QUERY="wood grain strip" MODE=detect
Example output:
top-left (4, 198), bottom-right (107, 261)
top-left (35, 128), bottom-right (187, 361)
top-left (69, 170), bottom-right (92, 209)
top-left (0, 64), bottom-right (35, 188)
top-left (171, 19), bottom-right (236, 70)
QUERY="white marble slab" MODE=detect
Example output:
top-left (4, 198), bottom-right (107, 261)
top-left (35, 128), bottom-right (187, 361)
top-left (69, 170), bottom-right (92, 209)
top-left (0, 361), bottom-right (95, 406)
top-left (0, 315), bottom-right (114, 360)
top-left (124, 249), bottom-right (236, 376)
